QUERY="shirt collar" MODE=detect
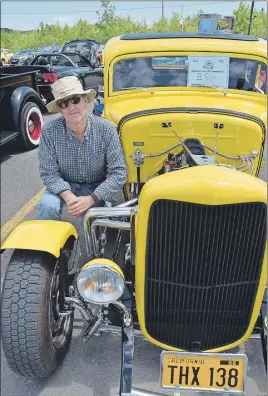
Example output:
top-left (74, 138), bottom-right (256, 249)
top-left (64, 116), bottom-right (91, 140)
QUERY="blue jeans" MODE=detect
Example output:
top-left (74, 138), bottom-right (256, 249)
top-left (37, 182), bottom-right (105, 222)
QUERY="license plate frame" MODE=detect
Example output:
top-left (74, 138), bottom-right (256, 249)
top-left (160, 351), bottom-right (248, 394)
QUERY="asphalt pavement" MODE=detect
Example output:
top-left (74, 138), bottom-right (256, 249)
top-left (0, 104), bottom-right (267, 396)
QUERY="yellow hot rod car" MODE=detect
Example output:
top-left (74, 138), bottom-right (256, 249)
top-left (1, 32), bottom-right (267, 395)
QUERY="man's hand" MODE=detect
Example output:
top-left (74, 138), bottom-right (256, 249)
top-left (60, 190), bottom-right (78, 206)
top-left (67, 196), bottom-right (95, 217)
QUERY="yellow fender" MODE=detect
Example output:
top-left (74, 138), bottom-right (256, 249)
top-left (1, 220), bottom-right (78, 258)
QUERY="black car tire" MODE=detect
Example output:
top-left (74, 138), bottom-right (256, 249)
top-left (17, 101), bottom-right (44, 150)
top-left (1, 249), bottom-right (74, 379)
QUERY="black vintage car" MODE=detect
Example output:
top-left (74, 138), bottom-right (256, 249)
top-left (3, 52), bottom-right (104, 104)
top-left (30, 52), bottom-right (96, 68)
top-left (0, 69), bottom-right (47, 149)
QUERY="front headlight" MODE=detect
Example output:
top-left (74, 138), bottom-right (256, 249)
top-left (77, 259), bottom-right (125, 304)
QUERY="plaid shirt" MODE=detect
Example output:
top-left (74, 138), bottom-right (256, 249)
top-left (38, 115), bottom-right (128, 203)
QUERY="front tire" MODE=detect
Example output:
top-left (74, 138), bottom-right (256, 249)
top-left (1, 250), bottom-right (73, 379)
top-left (18, 102), bottom-right (44, 150)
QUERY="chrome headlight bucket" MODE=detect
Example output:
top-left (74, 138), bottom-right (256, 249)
top-left (77, 259), bottom-right (125, 304)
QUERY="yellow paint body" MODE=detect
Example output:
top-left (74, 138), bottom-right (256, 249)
top-left (1, 220), bottom-right (78, 258)
top-left (100, 35), bottom-right (267, 351)
top-left (81, 258), bottom-right (125, 279)
top-left (134, 165), bottom-right (267, 352)
top-left (1, 49), bottom-right (14, 63)
top-left (102, 36), bottom-right (267, 196)
top-left (2, 35), bottom-right (266, 357)
top-left (118, 109), bottom-right (265, 183)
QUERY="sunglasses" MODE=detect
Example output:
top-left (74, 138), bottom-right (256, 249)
top-left (57, 95), bottom-right (82, 109)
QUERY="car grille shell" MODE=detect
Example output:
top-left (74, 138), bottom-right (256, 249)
top-left (145, 199), bottom-right (266, 350)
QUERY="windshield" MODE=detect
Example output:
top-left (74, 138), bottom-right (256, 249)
top-left (113, 55), bottom-right (267, 94)
top-left (16, 50), bottom-right (30, 55)
top-left (33, 54), bottom-right (73, 66)
top-left (63, 41), bottom-right (95, 53)
top-left (65, 54), bottom-right (90, 67)
top-left (38, 45), bottom-right (53, 52)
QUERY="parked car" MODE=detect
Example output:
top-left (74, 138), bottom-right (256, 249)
top-left (36, 43), bottom-right (62, 53)
top-left (17, 45), bottom-right (62, 65)
top-left (3, 52), bottom-right (104, 105)
top-left (29, 52), bottom-right (104, 103)
top-left (97, 44), bottom-right (105, 66)
top-left (30, 52), bottom-right (94, 68)
top-left (61, 39), bottom-right (101, 67)
top-left (1, 48), bottom-right (14, 66)
top-left (0, 69), bottom-right (47, 149)
top-left (1, 30), bottom-right (267, 396)
top-left (9, 49), bottom-right (37, 65)
top-left (13, 45), bottom-right (62, 66)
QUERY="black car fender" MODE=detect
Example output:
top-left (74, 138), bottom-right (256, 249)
top-left (10, 86), bottom-right (48, 129)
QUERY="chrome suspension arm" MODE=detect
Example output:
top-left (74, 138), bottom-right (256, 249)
top-left (83, 199), bottom-right (137, 257)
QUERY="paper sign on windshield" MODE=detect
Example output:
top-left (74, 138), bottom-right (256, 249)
top-left (188, 56), bottom-right (230, 88)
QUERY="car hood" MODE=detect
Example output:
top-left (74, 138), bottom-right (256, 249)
top-left (105, 91), bottom-right (266, 180)
top-left (11, 54), bottom-right (30, 59)
top-left (105, 90), bottom-right (267, 125)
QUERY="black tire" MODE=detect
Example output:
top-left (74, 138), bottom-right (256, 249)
top-left (1, 249), bottom-right (73, 379)
top-left (17, 102), bottom-right (44, 150)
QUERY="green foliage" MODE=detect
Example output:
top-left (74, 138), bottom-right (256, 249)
top-left (2, 1), bottom-right (267, 53)
top-left (234, 1), bottom-right (267, 37)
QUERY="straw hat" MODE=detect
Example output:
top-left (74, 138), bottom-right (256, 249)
top-left (47, 76), bottom-right (96, 113)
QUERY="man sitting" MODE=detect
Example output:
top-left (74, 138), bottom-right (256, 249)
top-left (37, 76), bottom-right (128, 221)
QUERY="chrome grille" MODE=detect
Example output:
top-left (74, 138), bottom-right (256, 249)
top-left (145, 200), bottom-right (266, 350)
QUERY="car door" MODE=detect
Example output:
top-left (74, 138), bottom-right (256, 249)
top-left (82, 68), bottom-right (104, 91)
top-left (70, 54), bottom-right (104, 90)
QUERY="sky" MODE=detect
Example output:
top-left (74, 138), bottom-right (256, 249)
top-left (1, 1), bottom-right (267, 31)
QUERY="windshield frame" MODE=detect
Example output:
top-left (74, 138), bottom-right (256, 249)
top-left (109, 51), bottom-right (267, 97)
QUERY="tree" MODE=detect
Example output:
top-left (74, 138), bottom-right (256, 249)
top-left (152, 17), bottom-right (170, 33)
top-left (1, 2), bottom-right (267, 52)
top-left (169, 12), bottom-right (183, 32)
top-left (234, 2), bottom-right (251, 34)
top-left (96, 1), bottom-right (116, 26)
top-left (234, 1), bottom-right (267, 37)
top-left (183, 9), bottom-right (204, 32)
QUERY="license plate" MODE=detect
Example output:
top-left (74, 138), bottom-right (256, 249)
top-left (160, 351), bottom-right (247, 394)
